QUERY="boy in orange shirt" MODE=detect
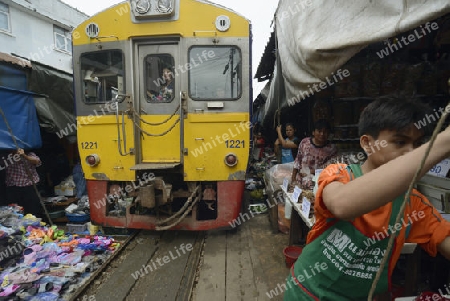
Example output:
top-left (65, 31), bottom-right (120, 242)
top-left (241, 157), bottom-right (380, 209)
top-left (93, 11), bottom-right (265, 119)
top-left (283, 97), bottom-right (450, 300)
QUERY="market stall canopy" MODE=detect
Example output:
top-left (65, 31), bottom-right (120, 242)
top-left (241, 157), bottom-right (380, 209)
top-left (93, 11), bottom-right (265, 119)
top-left (0, 86), bottom-right (42, 150)
top-left (275, 0), bottom-right (450, 106)
top-left (0, 52), bottom-right (31, 69)
top-left (0, 54), bottom-right (76, 141)
top-left (252, 81), bottom-right (271, 125)
top-left (28, 64), bottom-right (76, 140)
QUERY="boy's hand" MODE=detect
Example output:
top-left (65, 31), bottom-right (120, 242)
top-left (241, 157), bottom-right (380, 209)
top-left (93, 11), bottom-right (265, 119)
top-left (17, 148), bottom-right (24, 156)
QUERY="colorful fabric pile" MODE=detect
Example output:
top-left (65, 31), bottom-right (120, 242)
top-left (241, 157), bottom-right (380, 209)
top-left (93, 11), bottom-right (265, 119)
top-left (0, 206), bottom-right (119, 300)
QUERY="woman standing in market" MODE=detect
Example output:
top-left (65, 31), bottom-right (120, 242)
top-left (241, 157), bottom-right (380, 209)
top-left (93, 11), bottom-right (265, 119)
top-left (290, 119), bottom-right (337, 190)
top-left (274, 123), bottom-right (299, 163)
top-left (5, 148), bottom-right (42, 217)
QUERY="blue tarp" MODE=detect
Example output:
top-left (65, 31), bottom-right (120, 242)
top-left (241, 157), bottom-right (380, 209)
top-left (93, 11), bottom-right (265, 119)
top-left (0, 86), bottom-right (42, 150)
top-left (0, 64), bottom-right (27, 90)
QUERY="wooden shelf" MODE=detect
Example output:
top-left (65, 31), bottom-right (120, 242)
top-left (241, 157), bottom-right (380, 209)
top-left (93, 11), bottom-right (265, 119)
top-left (44, 197), bottom-right (78, 208)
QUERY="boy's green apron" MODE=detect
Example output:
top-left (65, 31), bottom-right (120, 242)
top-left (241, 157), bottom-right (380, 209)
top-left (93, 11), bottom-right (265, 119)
top-left (283, 164), bottom-right (404, 301)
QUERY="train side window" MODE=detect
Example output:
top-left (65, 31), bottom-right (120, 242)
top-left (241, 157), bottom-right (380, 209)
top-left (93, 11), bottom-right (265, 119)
top-left (80, 50), bottom-right (125, 104)
top-left (188, 46), bottom-right (241, 100)
top-left (145, 54), bottom-right (175, 103)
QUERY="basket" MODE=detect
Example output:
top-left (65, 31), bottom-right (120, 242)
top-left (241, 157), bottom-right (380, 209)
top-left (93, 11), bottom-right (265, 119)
top-left (65, 213), bottom-right (90, 223)
top-left (283, 246), bottom-right (303, 268)
top-left (67, 223), bottom-right (88, 234)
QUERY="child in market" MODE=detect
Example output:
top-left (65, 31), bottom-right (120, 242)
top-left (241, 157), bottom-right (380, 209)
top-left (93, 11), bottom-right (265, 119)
top-left (274, 123), bottom-right (299, 163)
top-left (283, 97), bottom-right (450, 300)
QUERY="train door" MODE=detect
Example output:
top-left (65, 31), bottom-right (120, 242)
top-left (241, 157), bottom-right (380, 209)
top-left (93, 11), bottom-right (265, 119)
top-left (136, 43), bottom-right (182, 166)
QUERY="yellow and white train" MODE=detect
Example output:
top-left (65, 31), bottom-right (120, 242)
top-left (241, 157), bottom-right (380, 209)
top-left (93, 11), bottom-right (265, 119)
top-left (72, 0), bottom-right (252, 230)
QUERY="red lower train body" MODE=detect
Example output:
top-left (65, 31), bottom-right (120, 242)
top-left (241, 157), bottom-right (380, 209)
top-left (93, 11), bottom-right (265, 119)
top-left (87, 180), bottom-right (244, 231)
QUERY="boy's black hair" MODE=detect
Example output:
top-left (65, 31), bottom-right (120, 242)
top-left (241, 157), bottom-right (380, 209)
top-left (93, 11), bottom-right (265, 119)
top-left (358, 97), bottom-right (433, 138)
top-left (313, 119), bottom-right (331, 131)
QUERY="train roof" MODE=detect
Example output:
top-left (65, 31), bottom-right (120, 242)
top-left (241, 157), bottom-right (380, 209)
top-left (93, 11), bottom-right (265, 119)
top-left (195, 0), bottom-right (251, 23)
top-left (72, 0), bottom-right (251, 45)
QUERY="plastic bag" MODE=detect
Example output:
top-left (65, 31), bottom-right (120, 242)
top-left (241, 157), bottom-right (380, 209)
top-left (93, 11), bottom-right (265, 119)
top-left (265, 162), bottom-right (294, 194)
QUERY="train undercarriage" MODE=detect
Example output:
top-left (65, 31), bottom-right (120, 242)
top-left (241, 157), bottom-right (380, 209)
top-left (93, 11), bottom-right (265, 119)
top-left (87, 170), bottom-right (244, 231)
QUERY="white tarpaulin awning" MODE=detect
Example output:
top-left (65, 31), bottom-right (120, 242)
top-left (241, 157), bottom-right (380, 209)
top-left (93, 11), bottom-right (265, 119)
top-left (275, 0), bottom-right (450, 105)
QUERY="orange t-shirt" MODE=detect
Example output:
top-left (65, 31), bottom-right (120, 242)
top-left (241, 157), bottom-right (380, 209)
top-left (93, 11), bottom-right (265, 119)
top-left (309, 163), bottom-right (450, 276)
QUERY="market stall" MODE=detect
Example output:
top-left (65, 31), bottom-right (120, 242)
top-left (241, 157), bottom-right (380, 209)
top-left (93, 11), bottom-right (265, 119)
top-left (254, 0), bottom-right (450, 298)
top-left (0, 204), bottom-right (120, 300)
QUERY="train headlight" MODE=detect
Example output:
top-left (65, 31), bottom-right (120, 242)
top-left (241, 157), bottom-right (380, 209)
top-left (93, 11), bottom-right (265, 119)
top-left (86, 154), bottom-right (100, 167)
top-left (135, 0), bottom-right (151, 14)
top-left (224, 153), bottom-right (238, 167)
top-left (157, 0), bottom-right (173, 13)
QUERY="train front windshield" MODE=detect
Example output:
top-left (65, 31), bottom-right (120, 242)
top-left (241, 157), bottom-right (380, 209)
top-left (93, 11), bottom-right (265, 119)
top-left (81, 50), bottom-right (124, 104)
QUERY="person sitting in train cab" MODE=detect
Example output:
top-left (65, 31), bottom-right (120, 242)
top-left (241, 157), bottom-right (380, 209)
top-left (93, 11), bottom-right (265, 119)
top-left (147, 67), bottom-right (175, 102)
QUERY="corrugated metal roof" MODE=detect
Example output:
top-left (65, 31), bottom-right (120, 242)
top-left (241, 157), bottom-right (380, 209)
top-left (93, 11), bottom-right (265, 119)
top-left (254, 31), bottom-right (275, 82)
top-left (0, 52), bottom-right (32, 68)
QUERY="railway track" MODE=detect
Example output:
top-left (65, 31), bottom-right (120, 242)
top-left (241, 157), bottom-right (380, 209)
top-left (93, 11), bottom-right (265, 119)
top-left (63, 213), bottom-right (289, 301)
top-left (67, 230), bottom-right (206, 301)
